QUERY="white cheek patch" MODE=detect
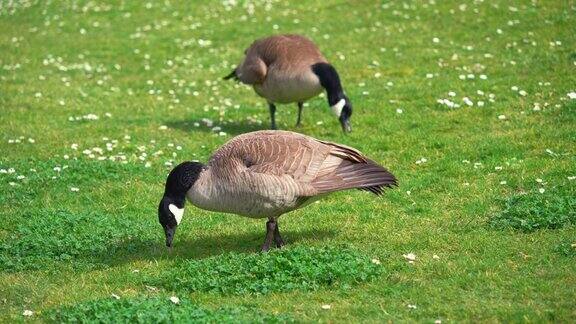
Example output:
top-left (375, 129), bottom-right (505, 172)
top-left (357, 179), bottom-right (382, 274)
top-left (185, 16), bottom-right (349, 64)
top-left (168, 204), bottom-right (184, 225)
top-left (330, 99), bottom-right (346, 117)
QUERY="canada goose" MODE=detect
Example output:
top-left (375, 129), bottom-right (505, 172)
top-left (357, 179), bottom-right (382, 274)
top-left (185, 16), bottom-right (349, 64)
top-left (224, 34), bottom-right (353, 132)
top-left (158, 130), bottom-right (396, 251)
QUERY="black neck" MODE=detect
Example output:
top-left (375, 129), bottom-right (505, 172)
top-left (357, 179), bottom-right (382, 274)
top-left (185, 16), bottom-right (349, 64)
top-left (311, 63), bottom-right (345, 106)
top-left (164, 161), bottom-right (204, 199)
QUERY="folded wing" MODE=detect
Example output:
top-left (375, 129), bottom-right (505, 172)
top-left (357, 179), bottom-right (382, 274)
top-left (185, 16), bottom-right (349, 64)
top-left (214, 131), bottom-right (396, 197)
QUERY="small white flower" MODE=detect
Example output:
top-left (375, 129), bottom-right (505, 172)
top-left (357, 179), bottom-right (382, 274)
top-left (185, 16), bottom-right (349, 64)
top-left (111, 293), bottom-right (120, 300)
top-left (396, 108), bottom-right (403, 114)
top-left (433, 254), bottom-right (440, 259)
top-left (415, 157), bottom-right (427, 164)
top-left (159, 125), bottom-right (168, 130)
top-left (371, 258), bottom-right (381, 265)
top-left (568, 176), bottom-right (575, 181)
top-left (500, 181), bottom-right (507, 185)
top-left (538, 188), bottom-right (545, 194)
top-left (22, 310), bottom-right (33, 317)
top-left (170, 296), bottom-right (180, 304)
top-left (407, 304), bottom-right (417, 309)
top-left (202, 118), bottom-right (213, 127)
top-left (321, 304), bottom-right (331, 310)
top-left (567, 92), bottom-right (576, 99)
top-left (519, 90), bottom-right (527, 96)
top-left (70, 187), bottom-right (80, 192)
top-left (403, 253), bottom-right (417, 262)
top-left (432, 37), bottom-right (440, 43)
top-left (536, 178), bottom-right (543, 183)
top-left (511, 86), bottom-right (519, 91)
top-left (498, 115), bottom-right (506, 120)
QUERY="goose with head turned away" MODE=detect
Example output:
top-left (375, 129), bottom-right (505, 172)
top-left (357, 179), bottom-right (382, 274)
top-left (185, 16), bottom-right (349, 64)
top-left (224, 34), bottom-right (353, 132)
top-left (158, 130), bottom-right (396, 251)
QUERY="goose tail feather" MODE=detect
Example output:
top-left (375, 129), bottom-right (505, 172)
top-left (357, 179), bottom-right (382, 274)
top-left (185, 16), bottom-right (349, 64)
top-left (311, 160), bottom-right (397, 196)
top-left (223, 69), bottom-right (238, 81)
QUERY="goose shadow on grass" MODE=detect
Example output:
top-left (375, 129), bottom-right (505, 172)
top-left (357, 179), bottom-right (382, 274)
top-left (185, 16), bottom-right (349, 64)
top-left (166, 119), bottom-right (266, 136)
top-left (97, 229), bottom-right (337, 268)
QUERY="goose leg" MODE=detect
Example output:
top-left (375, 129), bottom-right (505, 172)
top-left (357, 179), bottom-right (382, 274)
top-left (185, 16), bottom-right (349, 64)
top-left (273, 221), bottom-right (285, 248)
top-left (261, 219), bottom-right (276, 252)
top-left (296, 102), bottom-right (304, 127)
top-left (268, 102), bottom-right (277, 130)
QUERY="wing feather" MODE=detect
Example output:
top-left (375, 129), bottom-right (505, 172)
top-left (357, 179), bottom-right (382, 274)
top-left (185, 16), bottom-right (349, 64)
top-left (209, 131), bottom-right (396, 198)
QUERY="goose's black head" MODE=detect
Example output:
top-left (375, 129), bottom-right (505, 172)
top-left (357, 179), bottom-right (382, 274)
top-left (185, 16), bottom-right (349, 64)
top-left (158, 161), bottom-right (203, 248)
top-left (334, 94), bottom-right (352, 133)
top-left (311, 62), bottom-right (353, 133)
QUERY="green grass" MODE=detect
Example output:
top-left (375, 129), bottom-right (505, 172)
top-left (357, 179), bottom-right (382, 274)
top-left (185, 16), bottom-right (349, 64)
top-left (147, 246), bottom-right (382, 295)
top-left (45, 296), bottom-right (294, 323)
top-left (490, 185), bottom-right (576, 232)
top-left (1, 0), bottom-right (575, 322)
top-left (0, 208), bottom-right (156, 272)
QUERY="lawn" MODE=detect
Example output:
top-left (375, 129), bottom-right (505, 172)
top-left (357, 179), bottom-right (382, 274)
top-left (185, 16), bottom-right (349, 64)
top-left (1, 0), bottom-right (575, 322)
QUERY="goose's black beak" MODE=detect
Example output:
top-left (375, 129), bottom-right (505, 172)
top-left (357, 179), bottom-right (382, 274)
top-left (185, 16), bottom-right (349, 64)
top-left (340, 117), bottom-right (352, 133)
top-left (164, 226), bottom-right (177, 248)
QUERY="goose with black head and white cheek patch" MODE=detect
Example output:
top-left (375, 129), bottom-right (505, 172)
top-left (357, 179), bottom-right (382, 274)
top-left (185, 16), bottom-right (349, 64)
top-left (223, 34), bottom-right (353, 132)
top-left (158, 130), bottom-right (397, 252)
